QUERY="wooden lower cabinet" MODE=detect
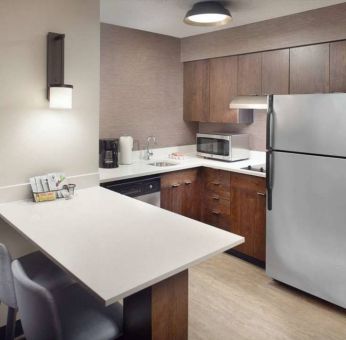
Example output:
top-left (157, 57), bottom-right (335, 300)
top-left (160, 169), bottom-right (201, 220)
top-left (161, 168), bottom-right (266, 262)
top-left (230, 173), bottom-right (266, 262)
top-left (200, 168), bottom-right (232, 232)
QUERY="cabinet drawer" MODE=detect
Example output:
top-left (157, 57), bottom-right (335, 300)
top-left (204, 196), bottom-right (230, 215)
top-left (230, 172), bottom-right (266, 193)
top-left (203, 210), bottom-right (231, 232)
top-left (203, 168), bottom-right (230, 199)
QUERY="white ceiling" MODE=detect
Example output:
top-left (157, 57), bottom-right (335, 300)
top-left (100, 0), bottom-right (346, 38)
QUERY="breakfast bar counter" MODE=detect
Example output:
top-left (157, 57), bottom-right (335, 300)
top-left (0, 186), bottom-right (244, 339)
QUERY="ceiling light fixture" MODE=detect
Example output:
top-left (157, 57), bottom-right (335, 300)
top-left (184, 1), bottom-right (232, 27)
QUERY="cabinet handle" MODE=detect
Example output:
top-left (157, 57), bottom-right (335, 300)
top-left (257, 192), bottom-right (266, 196)
top-left (212, 195), bottom-right (220, 200)
top-left (211, 181), bottom-right (221, 186)
top-left (172, 183), bottom-right (180, 188)
top-left (212, 210), bottom-right (220, 215)
top-left (184, 181), bottom-right (192, 185)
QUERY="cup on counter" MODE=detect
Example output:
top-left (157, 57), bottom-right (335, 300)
top-left (62, 184), bottom-right (76, 200)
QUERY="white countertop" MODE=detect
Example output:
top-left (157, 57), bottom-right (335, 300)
top-left (100, 149), bottom-right (266, 183)
top-left (0, 186), bottom-right (244, 306)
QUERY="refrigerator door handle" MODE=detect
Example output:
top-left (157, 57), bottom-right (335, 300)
top-left (266, 151), bottom-right (273, 210)
top-left (266, 95), bottom-right (274, 150)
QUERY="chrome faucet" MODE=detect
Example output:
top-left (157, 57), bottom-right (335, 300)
top-left (145, 136), bottom-right (156, 160)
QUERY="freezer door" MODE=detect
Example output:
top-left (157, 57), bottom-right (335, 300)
top-left (266, 151), bottom-right (346, 308)
top-left (272, 94), bottom-right (346, 157)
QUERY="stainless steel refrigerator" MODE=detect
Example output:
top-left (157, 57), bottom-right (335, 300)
top-left (266, 93), bottom-right (346, 308)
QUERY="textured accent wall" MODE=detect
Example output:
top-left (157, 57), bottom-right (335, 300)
top-left (181, 3), bottom-right (346, 62)
top-left (199, 110), bottom-right (267, 151)
top-left (100, 24), bottom-right (197, 150)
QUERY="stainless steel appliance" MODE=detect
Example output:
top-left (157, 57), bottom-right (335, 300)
top-left (196, 133), bottom-right (249, 161)
top-left (101, 175), bottom-right (161, 207)
top-left (242, 164), bottom-right (266, 173)
top-left (266, 93), bottom-right (346, 308)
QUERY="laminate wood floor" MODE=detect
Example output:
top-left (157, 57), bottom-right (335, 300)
top-left (189, 254), bottom-right (346, 340)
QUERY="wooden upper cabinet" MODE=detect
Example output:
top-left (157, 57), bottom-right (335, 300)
top-left (330, 41), bottom-right (346, 92)
top-left (237, 53), bottom-right (262, 95)
top-left (209, 56), bottom-right (238, 123)
top-left (261, 49), bottom-right (289, 95)
top-left (183, 60), bottom-right (209, 122)
top-left (290, 44), bottom-right (330, 94)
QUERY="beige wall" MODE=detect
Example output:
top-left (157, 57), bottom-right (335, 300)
top-left (181, 3), bottom-right (346, 62)
top-left (0, 0), bottom-right (100, 325)
top-left (100, 23), bottom-right (197, 150)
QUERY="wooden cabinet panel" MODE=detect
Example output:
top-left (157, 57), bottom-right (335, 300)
top-left (161, 169), bottom-right (201, 220)
top-left (181, 169), bottom-right (201, 221)
top-left (202, 209), bottom-right (231, 232)
top-left (230, 173), bottom-right (266, 262)
top-left (161, 171), bottom-right (184, 215)
top-left (203, 168), bottom-right (230, 200)
top-left (238, 53), bottom-right (262, 95)
top-left (262, 49), bottom-right (289, 95)
top-left (330, 41), bottom-right (346, 92)
top-left (209, 56), bottom-right (238, 123)
top-left (290, 44), bottom-right (330, 94)
top-left (201, 168), bottom-right (231, 232)
top-left (183, 60), bottom-right (209, 122)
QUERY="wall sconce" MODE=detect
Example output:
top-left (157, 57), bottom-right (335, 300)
top-left (47, 32), bottom-right (73, 109)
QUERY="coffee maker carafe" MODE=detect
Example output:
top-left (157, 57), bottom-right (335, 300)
top-left (99, 139), bottom-right (119, 168)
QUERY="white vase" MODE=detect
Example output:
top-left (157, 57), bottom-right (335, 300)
top-left (119, 136), bottom-right (133, 165)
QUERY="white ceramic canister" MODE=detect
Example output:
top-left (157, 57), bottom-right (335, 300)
top-left (119, 136), bottom-right (134, 165)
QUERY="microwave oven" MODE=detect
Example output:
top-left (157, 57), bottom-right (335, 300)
top-left (196, 133), bottom-right (249, 162)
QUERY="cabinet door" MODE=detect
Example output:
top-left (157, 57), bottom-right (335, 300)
top-left (330, 40), bottom-right (346, 92)
top-left (209, 56), bottom-right (238, 123)
top-left (161, 169), bottom-right (201, 219)
top-left (290, 44), bottom-right (329, 94)
top-left (262, 49), bottom-right (289, 95)
top-left (230, 173), bottom-right (266, 261)
top-left (181, 169), bottom-right (201, 220)
top-left (183, 60), bottom-right (209, 122)
top-left (161, 172), bottom-right (184, 214)
top-left (238, 53), bottom-right (262, 95)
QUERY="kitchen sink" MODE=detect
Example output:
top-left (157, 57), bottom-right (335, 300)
top-left (148, 161), bottom-right (178, 167)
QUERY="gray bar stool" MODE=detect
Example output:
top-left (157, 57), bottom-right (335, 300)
top-left (0, 243), bottom-right (75, 340)
top-left (12, 259), bottom-right (123, 340)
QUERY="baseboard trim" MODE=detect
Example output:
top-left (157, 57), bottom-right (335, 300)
top-left (227, 249), bottom-right (265, 268)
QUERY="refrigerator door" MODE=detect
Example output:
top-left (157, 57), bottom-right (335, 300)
top-left (266, 151), bottom-right (346, 308)
top-left (271, 94), bottom-right (346, 157)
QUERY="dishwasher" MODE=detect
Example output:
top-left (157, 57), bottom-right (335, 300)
top-left (101, 175), bottom-right (161, 207)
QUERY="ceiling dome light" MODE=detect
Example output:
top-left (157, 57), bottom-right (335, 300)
top-left (184, 1), bottom-right (232, 27)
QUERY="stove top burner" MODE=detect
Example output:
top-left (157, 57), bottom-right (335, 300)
top-left (242, 164), bottom-right (266, 173)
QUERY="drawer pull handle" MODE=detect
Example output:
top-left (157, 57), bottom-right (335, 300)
top-left (172, 183), bottom-right (180, 188)
top-left (211, 181), bottom-right (221, 186)
top-left (212, 210), bottom-right (220, 215)
top-left (185, 181), bottom-right (192, 185)
top-left (257, 192), bottom-right (266, 196)
top-left (212, 195), bottom-right (220, 200)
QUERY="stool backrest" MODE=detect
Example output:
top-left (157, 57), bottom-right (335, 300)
top-left (0, 243), bottom-right (17, 308)
top-left (11, 260), bottom-right (63, 340)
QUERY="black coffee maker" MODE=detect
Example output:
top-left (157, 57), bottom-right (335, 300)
top-left (99, 139), bottom-right (119, 168)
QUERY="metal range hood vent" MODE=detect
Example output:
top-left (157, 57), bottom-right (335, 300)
top-left (229, 96), bottom-right (268, 110)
